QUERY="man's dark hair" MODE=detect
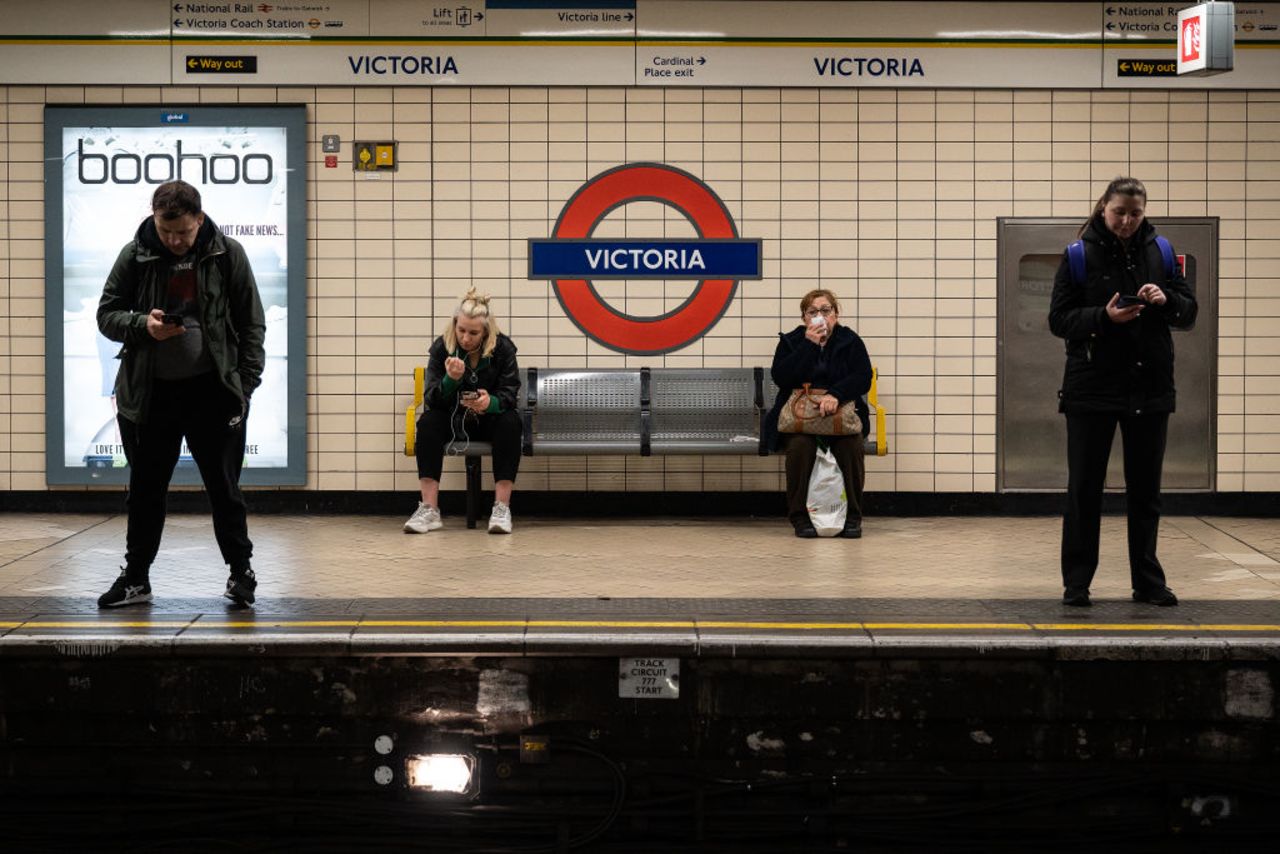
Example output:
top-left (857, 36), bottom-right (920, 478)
top-left (151, 180), bottom-right (202, 220)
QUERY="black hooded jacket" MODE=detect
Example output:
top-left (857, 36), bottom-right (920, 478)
top-left (1048, 215), bottom-right (1197, 415)
top-left (764, 323), bottom-right (873, 452)
top-left (97, 215), bottom-right (266, 423)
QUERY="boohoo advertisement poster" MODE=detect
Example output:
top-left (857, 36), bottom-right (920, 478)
top-left (44, 105), bottom-right (306, 485)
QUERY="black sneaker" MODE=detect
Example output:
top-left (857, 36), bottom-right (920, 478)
top-left (1132, 586), bottom-right (1178, 607)
top-left (1062, 588), bottom-right (1092, 607)
top-left (97, 569), bottom-right (152, 608)
top-left (224, 568), bottom-right (257, 606)
top-left (840, 520), bottom-right (863, 539)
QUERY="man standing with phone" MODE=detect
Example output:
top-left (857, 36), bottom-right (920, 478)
top-left (95, 180), bottom-right (266, 608)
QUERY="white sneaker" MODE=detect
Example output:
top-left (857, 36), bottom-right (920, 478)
top-left (404, 502), bottom-right (443, 533)
top-left (488, 501), bottom-right (513, 534)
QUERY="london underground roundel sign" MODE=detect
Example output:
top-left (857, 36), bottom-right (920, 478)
top-left (529, 163), bottom-right (762, 355)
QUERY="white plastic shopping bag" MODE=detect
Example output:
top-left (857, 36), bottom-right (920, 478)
top-left (805, 446), bottom-right (848, 537)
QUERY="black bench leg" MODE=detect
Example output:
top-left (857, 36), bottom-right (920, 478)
top-left (465, 455), bottom-right (482, 530)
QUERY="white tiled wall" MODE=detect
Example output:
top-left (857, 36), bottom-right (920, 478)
top-left (2, 85), bottom-right (1278, 493)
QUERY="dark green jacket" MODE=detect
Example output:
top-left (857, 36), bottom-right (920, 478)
top-left (97, 216), bottom-right (266, 423)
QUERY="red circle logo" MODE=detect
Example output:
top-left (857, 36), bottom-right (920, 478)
top-left (551, 163), bottom-right (741, 355)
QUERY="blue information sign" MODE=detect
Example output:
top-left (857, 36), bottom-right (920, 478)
top-left (529, 239), bottom-right (762, 280)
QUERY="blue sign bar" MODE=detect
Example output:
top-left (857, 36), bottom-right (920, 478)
top-left (529, 239), bottom-right (762, 280)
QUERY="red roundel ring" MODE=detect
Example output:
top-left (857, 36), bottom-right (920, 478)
top-left (550, 163), bottom-right (739, 355)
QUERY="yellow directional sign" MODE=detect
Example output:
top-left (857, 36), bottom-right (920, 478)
top-left (185, 55), bottom-right (258, 74)
top-left (1117, 58), bottom-right (1176, 77)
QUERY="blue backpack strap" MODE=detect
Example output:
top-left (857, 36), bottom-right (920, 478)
top-left (1154, 235), bottom-right (1175, 280)
top-left (1066, 240), bottom-right (1086, 286)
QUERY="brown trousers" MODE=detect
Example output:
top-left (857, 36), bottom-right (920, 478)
top-left (783, 433), bottom-right (865, 525)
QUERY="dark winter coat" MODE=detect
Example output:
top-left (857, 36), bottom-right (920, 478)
top-left (97, 216), bottom-right (266, 424)
top-left (764, 323), bottom-right (873, 452)
top-left (424, 332), bottom-right (521, 415)
top-left (1048, 216), bottom-right (1197, 415)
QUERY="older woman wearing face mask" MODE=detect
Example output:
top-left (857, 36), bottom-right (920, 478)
top-left (404, 289), bottom-right (522, 535)
top-left (763, 289), bottom-right (873, 539)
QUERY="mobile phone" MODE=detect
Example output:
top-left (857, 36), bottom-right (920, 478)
top-left (461, 390), bottom-right (479, 401)
top-left (161, 312), bottom-right (184, 325)
top-left (1115, 295), bottom-right (1145, 309)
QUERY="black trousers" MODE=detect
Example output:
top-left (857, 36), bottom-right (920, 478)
top-left (416, 406), bottom-right (522, 483)
top-left (1062, 411), bottom-right (1169, 594)
top-left (118, 373), bottom-right (252, 574)
top-left (783, 433), bottom-right (865, 525)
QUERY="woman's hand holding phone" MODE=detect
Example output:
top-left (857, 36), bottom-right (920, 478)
top-left (1106, 293), bottom-right (1144, 324)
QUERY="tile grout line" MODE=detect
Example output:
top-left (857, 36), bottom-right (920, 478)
top-left (1172, 516), bottom-right (1280, 589)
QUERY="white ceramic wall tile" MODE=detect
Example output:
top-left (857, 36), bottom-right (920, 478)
top-left (2, 86), bottom-right (1279, 492)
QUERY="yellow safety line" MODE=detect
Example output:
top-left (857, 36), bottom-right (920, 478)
top-left (527, 620), bottom-right (694, 628)
top-left (10, 621), bottom-right (194, 629)
top-left (1198, 624), bottom-right (1280, 632)
top-left (5, 619), bottom-right (1279, 633)
top-left (698, 621), bottom-right (858, 630)
top-left (862, 622), bottom-right (1030, 631)
top-left (1034, 622), bottom-right (1280, 632)
top-left (193, 620), bottom-right (362, 629)
top-left (358, 619), bottom-right (530, 628)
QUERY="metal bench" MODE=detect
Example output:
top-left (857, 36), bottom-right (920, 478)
top-left (405, 367), bottom-right (888, 528)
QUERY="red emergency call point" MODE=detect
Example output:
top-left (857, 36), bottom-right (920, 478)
top-left (324, 155), bottom-right (338, 168)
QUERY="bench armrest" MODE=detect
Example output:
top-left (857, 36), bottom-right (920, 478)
top-left (404, 366), bottom-right (426, 456)
top-left (866, 366), bottom-right (888, 456)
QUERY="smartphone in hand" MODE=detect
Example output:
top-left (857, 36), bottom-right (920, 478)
top-left (161, 313), bottom-right (184, 326)
top-left (461, 390), bottom-right (479, 402)
top-left (1114, 295), bottom-right (1145, 309)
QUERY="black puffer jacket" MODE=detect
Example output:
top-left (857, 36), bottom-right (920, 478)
top-left (764, 324), bottom-right (872, 452)
top-left (424, 332), bottom-right (521, 414)
top-left (1048, 216), bottom-right (1197, 415)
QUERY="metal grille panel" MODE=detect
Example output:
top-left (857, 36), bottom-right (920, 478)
top-left (534, 370), bottom-right (642, 447)
top-left (649, 369), bottom-right (760, 451)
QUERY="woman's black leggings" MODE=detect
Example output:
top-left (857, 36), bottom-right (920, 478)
top-left (415, 406), bottom-right (522, 483)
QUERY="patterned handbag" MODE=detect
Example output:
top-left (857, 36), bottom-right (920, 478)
top-left (777, 383), bottom-right (862, 436)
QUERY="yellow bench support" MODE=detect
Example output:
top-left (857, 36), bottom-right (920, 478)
top-left (867, 366), bottom-right (888, 456)
top-left (404, 366), bottom-right (424, 456)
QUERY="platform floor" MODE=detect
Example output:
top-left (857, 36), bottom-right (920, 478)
top-left (1, 512), bottom-right (1278, 651)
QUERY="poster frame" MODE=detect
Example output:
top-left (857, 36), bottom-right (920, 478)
top-left (43, 104), bottom-right (308, 486)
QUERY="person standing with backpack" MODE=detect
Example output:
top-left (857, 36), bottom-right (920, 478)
top-left (1048, 177), bottom-right (1198, 608)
